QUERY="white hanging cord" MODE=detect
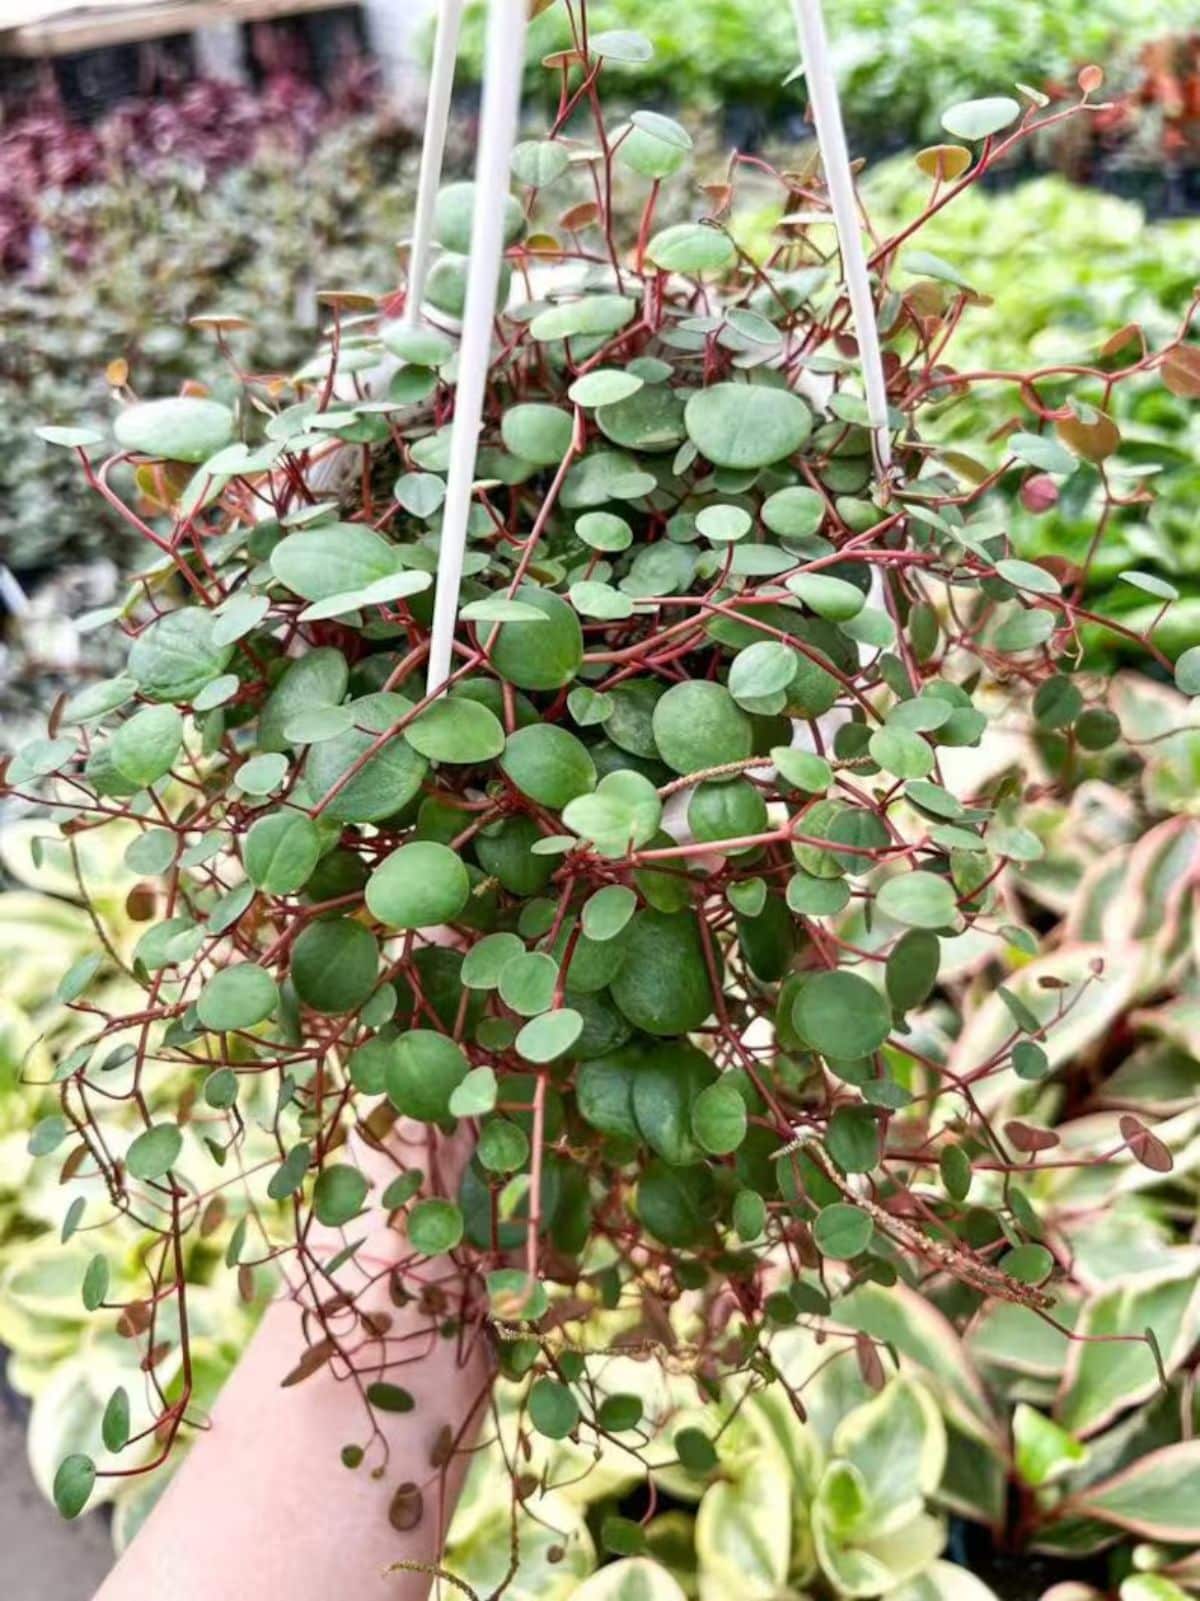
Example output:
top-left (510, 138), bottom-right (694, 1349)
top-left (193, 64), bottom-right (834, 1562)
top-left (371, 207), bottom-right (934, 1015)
top-left (789, 0), bottom-right (893, 478)
top-left (404, 0), bottom-right (466, 327)
top-left (425, 0), bottom-right (528, 694)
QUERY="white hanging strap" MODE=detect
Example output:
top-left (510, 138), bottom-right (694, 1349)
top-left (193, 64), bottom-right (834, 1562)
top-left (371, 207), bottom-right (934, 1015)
top-left (789, 0), bottom-right (893, 477)
top-left (425, 0), bottom-right (528, 695)
top-left (404, 0), bottom-right (466, 327)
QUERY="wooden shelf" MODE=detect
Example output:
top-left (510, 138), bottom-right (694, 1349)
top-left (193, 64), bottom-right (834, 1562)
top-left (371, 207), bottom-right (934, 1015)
top-left (0, 0), bottom-right (355, 58)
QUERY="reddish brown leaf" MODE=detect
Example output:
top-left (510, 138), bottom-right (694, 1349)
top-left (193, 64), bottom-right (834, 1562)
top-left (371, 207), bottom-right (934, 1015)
top-left (1162, 345), bottom-right (1200, 399)
top-left (1120, 1114), bottom-right (1173, 1173)
top-left (855, 1330), bottom-right (886, 1391)
top-left (1100, 323), bottom-right (1141, 359)
top-left (141, 1340), bottom-right (171, 1372)
top-left (117, 1300), bottom-right (152, 1339)
top-left (388, 1481), bottom-right (424, 1532)
top-left (560, 201), bottom-right (601, 232)
top-left (1057, 408), bottom-right (1120, 463)
top-left (280, 1338), bottom-right (336, 1388)
top-left (1005, 1120), bottom-right (1060, 1154)
top-left (429, 1424), bottom-right (455, 1469)
top-left (125, 884), bottom-right (157, 921)
top-left (59, 1144), bottom-right (89, 1184)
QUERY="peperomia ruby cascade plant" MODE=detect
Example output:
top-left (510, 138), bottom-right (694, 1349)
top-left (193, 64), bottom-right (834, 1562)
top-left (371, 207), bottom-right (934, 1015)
top-left (9, 5), bottom-right (1200, 1587)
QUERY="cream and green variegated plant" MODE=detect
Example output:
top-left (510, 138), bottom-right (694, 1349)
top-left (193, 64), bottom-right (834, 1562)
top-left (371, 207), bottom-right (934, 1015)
top-left (0, 818), bottom-right (276, 1549)
top-left (442, 1322), bottom-right (991, 1601)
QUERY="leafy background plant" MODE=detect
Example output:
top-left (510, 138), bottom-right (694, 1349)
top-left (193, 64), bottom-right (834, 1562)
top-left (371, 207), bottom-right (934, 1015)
top-left (453, 0), bottom-right (1195, 147)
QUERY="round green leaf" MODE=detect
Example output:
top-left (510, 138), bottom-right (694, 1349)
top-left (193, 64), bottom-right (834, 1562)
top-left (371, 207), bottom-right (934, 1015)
top-left (291, 918), bottom-right (379, 1014)
top-left (636, 1160), bottom-right (713, 1247)
top-left (500, 403), bottom-right (574, 466)
top-left (386, 1030), bottom-right (469, 1122)
top-left (652, 680), bottom-right (753, 776)
top-left (529, 1377), bottom-right (580, 1440)
top-left (37, 424), bottom-right (105, 449)
top-left (101, 1386), bottom-right (130, 1454)
top-left (408, 1197), bottom-right (465, 1255)
top-left (500, 724), bottom-right (596, 807)
top-left (733, 1189), bottom-right (766, 1242)
top-left (53, 1454), bottom-right (96, 1520)
top-left (581, 884), bottom-right (638, 942)
top-left (380, 323), bottom-right (455, 365)
top-left (198, 963), bottom-right (279, 1031)
top-left (827, 1105), bottom-right (881, 1174)
top-left (244, 811), bottom-right (321, 894)
top-left (684, 383), bottom-right (812, 469)
top-left (868, 725), bottom-right (935, 780)
top-left (114, 397), bottom-right (234, 463)
top-left (1001, 1243), bottom-right (1054, 1286)
top-left (367, 842), bottom-right (470, 929)
top-left (81, 1254), bottom-right (109, 1311)
top-left (793, 970), bottom-right (891, 1059)
top-left (788, 572), bottom-right (866, 622)
top-left (941, 96), bottom-right (1021, 141)
top-left (28, 1115), bottom-right (67, 1156)
top-left (489, 584), bottom-right (583, 691)
top-left (675, 1427), bottom-right (718, 1476)
top-left (646, 222), bottom-right (736, 274)
top-left (511, 138), bottom-right (570, 187)
top-left (57, 952), bottom-right (103, 1003)
top-left (405, 696), bottom-right (505, 763)
top-left (729, 641), bottom-right (797, 703)
top-left (366, 1382), bottom-right (414, 1413)
top-left (126, 1122), bottom-right (183, 1182)
top-left (885, 929), bottom-right (941, 1010)
top-left (696, 503), bottom-right (752, 543)
top-left (305, 691), bottom-right (428, 823)
top-left (610, 909), bottom-right (717, 1036)
top-left (1174, 646), bottom-right (1200, 696)
top-left (564, 770), bottom-right (663, 856)
top-left (569, 369), bottom-right (644, 407)
top-left (762, 485), bottom-right (825, 538)
top-left (433, 180), bottom-right (523, 253)
top-left (576, 511), bottom-right (633, 552)
top-left (516, 1008), bottom-right (584, 1062)
top-left (270, 524), bottom-right (400, 603)
top-left (876, 871), bottom-right (958, 930)
top-left (619, 111), bottom-right (692, 178)
top-left (597, 1394), bottom-right (644, 1432)
top-left (692, 1080), bottom-right (747, 1155)
top-left (236, 753), bottom-right (288, 795)
top-left (448, 1065), bottom-right (498, 1117)
top-left (813, 1202), bottom-right (874, 1259)
top-left (129, 609), bottom-right (234, 704)
top-left (478, 1118), bottom-right (529, 1173)
top-left (111, 705), bottom-right (183, 786)
top-left (462, 933), bottom-right (525, 990)
top-left (313, 1164), bottom-right (370, 1227)
top-left (498, 950), bottom-right (559, 1017)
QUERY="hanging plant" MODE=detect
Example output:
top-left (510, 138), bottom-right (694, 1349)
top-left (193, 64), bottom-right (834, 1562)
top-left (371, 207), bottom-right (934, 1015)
top-left (7, 6), bottom-right (1200, 1591)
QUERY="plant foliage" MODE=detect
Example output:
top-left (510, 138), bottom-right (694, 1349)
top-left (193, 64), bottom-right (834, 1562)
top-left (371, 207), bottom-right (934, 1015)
top-left (7, 8), bottom-right (1200, 1593)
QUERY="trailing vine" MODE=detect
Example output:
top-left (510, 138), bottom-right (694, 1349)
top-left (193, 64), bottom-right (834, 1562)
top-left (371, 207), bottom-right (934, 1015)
top-left (8, 5), bottom-right (1200, 1577)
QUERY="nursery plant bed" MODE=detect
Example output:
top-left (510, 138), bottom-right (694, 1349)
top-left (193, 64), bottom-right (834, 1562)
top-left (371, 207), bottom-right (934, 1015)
top-left (0, 0), bottom-right (353, 58)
